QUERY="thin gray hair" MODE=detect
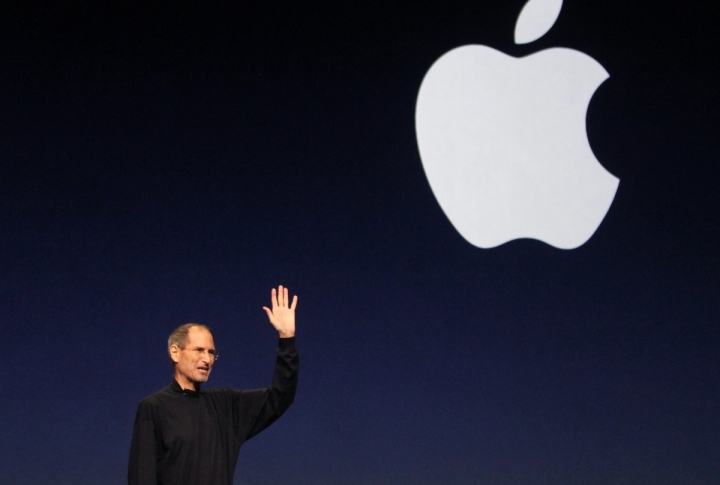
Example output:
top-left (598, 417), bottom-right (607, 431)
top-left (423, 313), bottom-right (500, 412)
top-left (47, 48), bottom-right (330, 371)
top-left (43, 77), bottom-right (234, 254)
top-left (167, 323), bottom-right (212, 354)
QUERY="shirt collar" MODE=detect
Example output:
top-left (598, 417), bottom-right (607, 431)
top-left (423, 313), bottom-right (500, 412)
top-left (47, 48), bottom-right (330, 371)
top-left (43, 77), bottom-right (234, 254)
top-left (171, 379), bottom-right (201, 396)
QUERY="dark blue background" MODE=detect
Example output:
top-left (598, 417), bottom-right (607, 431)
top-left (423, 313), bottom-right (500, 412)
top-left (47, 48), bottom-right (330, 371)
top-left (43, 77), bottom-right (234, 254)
top-left (1, 1), bottom-right (718, 483)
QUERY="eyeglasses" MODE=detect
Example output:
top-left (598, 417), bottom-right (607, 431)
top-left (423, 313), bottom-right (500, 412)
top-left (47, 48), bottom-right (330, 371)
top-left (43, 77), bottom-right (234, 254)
top-left (181, 347), bottom-right (219, 362)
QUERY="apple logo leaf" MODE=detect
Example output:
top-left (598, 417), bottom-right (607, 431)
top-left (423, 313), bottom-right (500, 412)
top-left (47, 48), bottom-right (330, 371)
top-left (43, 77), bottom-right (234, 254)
top-left (514, 0), bottom-right (563, 45)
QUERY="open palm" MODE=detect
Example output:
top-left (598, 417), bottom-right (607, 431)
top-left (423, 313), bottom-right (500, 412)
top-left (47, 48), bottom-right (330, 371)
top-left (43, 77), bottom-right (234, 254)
top-left (262, 285), bottom-right (297, 338)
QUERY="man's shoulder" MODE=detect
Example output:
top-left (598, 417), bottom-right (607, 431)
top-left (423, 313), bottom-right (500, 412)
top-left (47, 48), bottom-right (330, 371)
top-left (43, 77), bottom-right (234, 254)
top-left (204, 385), bottom-right (273, 410)
top-left (130, 385), bottom-right (174, 423)
top-left (203, 386), bottom-right (242, 399)
top-left (136, 384), bottom-right (174, 408)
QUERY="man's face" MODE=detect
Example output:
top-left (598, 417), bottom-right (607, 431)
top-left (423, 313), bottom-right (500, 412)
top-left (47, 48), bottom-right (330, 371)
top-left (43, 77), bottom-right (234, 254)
top-left (171, 326), bottom-right (216, 390)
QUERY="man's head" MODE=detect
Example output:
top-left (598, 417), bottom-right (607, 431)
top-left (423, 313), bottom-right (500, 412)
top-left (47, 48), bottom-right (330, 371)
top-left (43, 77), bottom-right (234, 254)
top-left (168, 323), bottom-right (217, 391)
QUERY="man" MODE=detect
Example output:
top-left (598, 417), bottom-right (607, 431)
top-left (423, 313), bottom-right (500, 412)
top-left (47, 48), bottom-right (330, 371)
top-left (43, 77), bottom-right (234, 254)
top-left (128, 285), bottom-right (299, 485)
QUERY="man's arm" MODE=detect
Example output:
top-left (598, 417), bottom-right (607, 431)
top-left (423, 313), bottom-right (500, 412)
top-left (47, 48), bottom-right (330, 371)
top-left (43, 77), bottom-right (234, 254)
top-left (127, 401), bottom-right (158, 485)
top-left (232, 285), bottom-right (299, 440)
top-left (240, 336), bottom-right (299, 440)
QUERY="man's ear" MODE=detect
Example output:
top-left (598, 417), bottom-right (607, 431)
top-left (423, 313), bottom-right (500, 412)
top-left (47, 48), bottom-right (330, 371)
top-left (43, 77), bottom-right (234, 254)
top-left (169, 345), bottom-right (181, 364)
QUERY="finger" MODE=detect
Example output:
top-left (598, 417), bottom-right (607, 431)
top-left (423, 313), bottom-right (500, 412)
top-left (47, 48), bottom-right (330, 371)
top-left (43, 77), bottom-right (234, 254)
top-left (271, 288), bottom-right (278, 308)
top-left (278, 285), bottom-right (286, 307)
top-left (283, 286), bottom-right (289, 307)
top-left (290, 294), bottom-right (298, 311)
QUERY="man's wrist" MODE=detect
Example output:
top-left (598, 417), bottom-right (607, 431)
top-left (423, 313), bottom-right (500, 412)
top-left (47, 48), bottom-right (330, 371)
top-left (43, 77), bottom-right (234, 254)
top-left (278, 335), bottom-right (296, 350)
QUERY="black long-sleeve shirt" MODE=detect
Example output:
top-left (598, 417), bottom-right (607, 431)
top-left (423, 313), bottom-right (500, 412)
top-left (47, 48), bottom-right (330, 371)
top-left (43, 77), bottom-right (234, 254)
top-left (128, 337), bottom-right (298, 485)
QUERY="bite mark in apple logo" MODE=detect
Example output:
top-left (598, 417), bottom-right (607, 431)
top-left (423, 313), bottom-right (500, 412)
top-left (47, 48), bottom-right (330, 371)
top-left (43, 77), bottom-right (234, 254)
top-left (415, 0), bottom-right (619, 249)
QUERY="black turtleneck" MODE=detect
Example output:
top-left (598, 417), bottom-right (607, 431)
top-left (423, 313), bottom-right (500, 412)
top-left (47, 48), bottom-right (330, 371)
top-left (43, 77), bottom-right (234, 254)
top-left (128, 337), bottom-right (298, 485)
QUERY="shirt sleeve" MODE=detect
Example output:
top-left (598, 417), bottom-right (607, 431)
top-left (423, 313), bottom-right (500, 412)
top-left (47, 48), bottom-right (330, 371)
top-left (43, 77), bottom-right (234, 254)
top-left (128, 400), bottom-right (158, 485)
top-left (234, 336), bottom-right (299, 441)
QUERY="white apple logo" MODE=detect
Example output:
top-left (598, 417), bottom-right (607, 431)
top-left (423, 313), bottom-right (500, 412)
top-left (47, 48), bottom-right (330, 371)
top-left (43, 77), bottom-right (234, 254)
top-left (415, 0), bottom-right (619, 249)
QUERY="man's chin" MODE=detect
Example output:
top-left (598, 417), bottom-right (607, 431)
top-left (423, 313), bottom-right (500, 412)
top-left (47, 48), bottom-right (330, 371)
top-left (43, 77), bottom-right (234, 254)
top-left (194, 371), bottom-right (211, 382)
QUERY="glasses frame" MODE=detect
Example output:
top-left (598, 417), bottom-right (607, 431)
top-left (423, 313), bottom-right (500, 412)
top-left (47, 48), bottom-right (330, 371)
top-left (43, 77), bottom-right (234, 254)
top-left (179, 346), bottom-right (219, 362)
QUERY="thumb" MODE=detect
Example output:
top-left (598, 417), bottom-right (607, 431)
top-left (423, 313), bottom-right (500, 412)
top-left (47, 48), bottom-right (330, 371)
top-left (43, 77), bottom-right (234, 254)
top-left (262, 307), bottom-right (274, 319)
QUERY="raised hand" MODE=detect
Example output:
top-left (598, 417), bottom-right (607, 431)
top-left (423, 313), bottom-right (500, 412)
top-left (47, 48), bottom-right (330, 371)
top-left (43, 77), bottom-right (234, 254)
top-left (262, 285), bottom-right (298, 338)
